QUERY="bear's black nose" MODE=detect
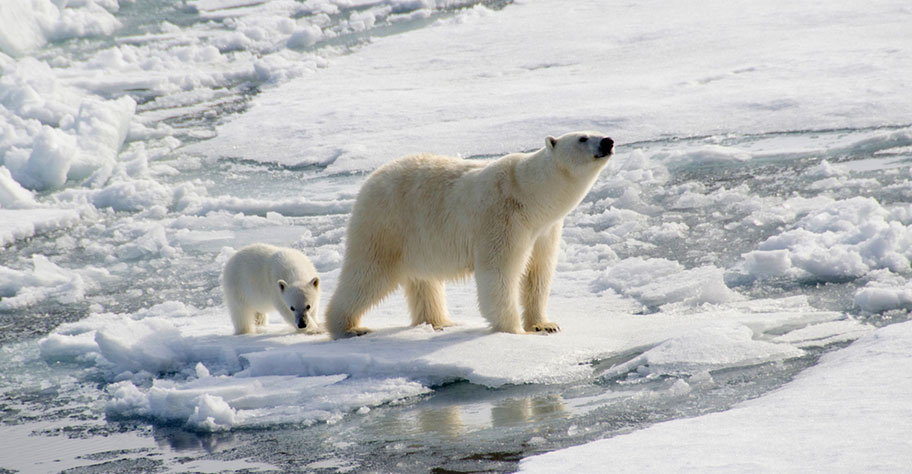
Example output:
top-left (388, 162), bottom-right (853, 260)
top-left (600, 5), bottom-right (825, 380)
top-left (298, 319), bottom-right (307, 328)
top-left (599, 137), bottom-right (614, 157)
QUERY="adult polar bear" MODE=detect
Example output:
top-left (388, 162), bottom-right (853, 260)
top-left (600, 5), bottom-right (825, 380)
top-left (326, 131), bottom-right (614, 339)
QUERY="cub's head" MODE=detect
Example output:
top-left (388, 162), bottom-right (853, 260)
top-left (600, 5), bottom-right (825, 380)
top-left (277, 278), bottom-right (320, 330)
top-left (546, 131), bottom-right (614, 178)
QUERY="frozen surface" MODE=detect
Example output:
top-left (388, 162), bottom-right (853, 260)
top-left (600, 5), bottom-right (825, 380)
top-left (36, 294), bottom-right (851, 431)
top-left (1, 0), bottom-right (912, 471)
top-left (0, 0), bottom-right (122, 56)
top-left (520, 320), bottom-right (912, 474)
top-left (196, 0), bottom-right (912, 169)
top-left (0, 208), bottom-right (84, 246)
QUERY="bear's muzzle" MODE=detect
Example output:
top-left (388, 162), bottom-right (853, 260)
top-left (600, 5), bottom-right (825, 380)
top-left (597, 137), bottom-right (614, 158)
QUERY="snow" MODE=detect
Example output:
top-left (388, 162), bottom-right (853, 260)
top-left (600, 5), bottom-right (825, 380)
top-left (0, 0), bottom-right (122, 57)
top-left (195, 0), bottom-right (912, 169)
top-left (0, 56), bottom-right (136, 191)
top-left (734, 196), bottom-right (912, 282)
top-left (0, 208), bottom-right (84, 246)
top-left (854, 270), bottom-right (912, 313)
top-left (1, 0), bottom-right (911, 469)
top-left (592, 257), bottom-right (742, 310)
top-left (519, 320), bottom-right (912, 474)
top-left (0, 254), bottom-right (111, 310)
top-left (35, 292), bottom-right (848, 431)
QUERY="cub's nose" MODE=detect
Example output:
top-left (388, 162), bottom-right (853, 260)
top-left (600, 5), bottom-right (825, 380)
top-left (297, 319), bottom-right (307, 329)
top-left (599, 137), bottom-right (614, 157)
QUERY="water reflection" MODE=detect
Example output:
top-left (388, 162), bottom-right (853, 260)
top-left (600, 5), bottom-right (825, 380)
top-left (152, 425), bottom-right (238, 453)
top-left (491, 394), bottom-right (567, 427)
top-left (407, 393), bottom-right (569, 439)
top-left (417, 406), bottom-right (465, 440)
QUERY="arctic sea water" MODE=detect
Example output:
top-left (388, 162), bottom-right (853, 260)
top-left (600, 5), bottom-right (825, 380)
top-left (2, 0), bottom-right (912, 472)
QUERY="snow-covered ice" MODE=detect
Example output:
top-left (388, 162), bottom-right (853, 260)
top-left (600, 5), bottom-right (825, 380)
top-left (195, 0), bottom-right (912, 169)
top-left (520, 320), bottom-right (912, 474)
top-left (36, 293), bottom-right (852, 431)
top-left (2, 0), bottom-right (912, 471)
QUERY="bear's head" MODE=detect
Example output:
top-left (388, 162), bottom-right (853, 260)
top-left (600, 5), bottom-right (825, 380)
top-left (278, 277), bottom-right (320, 330)
top-left (545, 131), bottom-right (614, 178)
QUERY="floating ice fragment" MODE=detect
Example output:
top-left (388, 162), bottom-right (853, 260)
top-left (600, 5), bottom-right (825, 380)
top-left (593, 257), bottom-right (743, 308)
top-left (737, 197), bottom-right (912, 282)
top-left (287, 23), bottom-right (324, 48)
top-left (186, 394), bottom-right (237, 431)
top-left (0, 166), bottom-right (36, 208)
top-left (855, 285), bottom-right (912, 313)
top-left (0, 0), bottom-right (121, 56)
top-left (0, 254), bottom-right (110, 310)
top-left (195, 362), bottom-right (211, 379)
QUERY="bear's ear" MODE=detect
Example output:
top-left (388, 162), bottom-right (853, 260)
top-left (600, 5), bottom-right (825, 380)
top-left (310, 277), bottom-right (319, 289)
top-left (546, 136), bottom-right (557, 150)
top-left (278, 280), bottom-right (287, 292)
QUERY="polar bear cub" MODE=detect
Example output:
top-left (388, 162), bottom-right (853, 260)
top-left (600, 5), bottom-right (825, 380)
top-left (326, 131), bottom-right (614, 339)
top-left (222, 243), bottom-right (321, 334)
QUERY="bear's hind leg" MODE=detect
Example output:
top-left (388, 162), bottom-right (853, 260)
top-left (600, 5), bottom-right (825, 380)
top-left (405, 279), bottom-right (454, 330)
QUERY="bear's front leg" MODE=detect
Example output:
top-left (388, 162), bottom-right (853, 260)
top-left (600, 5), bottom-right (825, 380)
top-left (474, 241), bottom-right (528, 334)
top-left (521, 223), bottom-right (562, 334)
top-left (325, 254), bottom-right (400, 339)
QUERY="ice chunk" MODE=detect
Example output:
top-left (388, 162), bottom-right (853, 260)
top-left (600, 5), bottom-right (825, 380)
top-left (287, 23), bottom-right (324, 48)
top-left (599, 324), bottom-right (804, 379)
top-left (593, 257), bottom-right (743, 308)
top-left (37, 288), bottom-right (856, 432)
top-left (1, 56), bottom-right (136, 191)
top-left (737, 197), bottom-right (912, 281)
top-left (652, 145), bottom-right (751, 169)
top-left (0, 0), bottom-right (121, 56)
top-left (0, 254), bottom-right (109, 310)
top-left (0, 166), bottom-right (36, 208)
top-left (855, 284), bottom-right (912, 313)
top-left (106, 374), bottom-right (429, 431)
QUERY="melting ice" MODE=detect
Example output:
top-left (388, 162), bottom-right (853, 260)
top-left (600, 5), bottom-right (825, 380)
top-left (1, 0), bottom-right (912, 472)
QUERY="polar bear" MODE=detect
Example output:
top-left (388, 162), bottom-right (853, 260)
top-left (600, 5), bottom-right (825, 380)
top-left (325, 131), bottom-right (614, 339)
top-left (222, 243), bottom-right (321, 334)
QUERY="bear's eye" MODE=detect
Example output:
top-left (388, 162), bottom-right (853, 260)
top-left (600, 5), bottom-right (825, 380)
top-left (579, 136), bottom-right (589, 143)
top-left (290, 306), bottom-right (295, 312)
top-left (305, 305), bottom-right (311, 311)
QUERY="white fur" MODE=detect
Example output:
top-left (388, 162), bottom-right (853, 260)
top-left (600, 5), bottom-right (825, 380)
top-left (222, 243), bottom-right (322, 334)
top-left (325, 131), bottom-right (614, 339)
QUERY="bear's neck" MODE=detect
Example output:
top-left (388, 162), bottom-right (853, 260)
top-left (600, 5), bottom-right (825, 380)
top-left (514, 148), bottom-right (599, 226)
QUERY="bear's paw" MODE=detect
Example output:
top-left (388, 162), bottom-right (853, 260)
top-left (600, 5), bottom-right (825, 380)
top-left (343, 327), bottom-right (373, 338)
top-left (528, 322), bottom-right (561, 334)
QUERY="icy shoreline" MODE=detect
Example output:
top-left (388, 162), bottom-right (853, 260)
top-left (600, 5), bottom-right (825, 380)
top-left (2, 0), bottom-right (912, 472)
top-left (521, 320), bottom-right (912, 473)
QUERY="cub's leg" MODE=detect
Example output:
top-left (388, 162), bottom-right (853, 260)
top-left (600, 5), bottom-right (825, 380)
top-left (521, 223), bottom-right (562, 333)
top-left (227, 300), bottom-right (255, 335)
top-left (405, 278), bottom-right (454, 330)
top-left (254, 312), bottom-right (267, 327)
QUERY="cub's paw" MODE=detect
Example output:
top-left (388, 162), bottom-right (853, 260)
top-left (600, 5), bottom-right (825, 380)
top-left (300, 325), bottom-right (325, 335)
top-left (529, 322), bottom-right (561, 334)
top-left (254, 312), bottom-right (267, 326)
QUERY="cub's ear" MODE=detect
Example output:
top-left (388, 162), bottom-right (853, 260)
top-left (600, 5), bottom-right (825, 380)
top-left (546, 136), bottom-right (557, 150)
top-left (310, 277), bottom-right (320, 289)
top-left (278, 280), bottom-right (287, 292)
